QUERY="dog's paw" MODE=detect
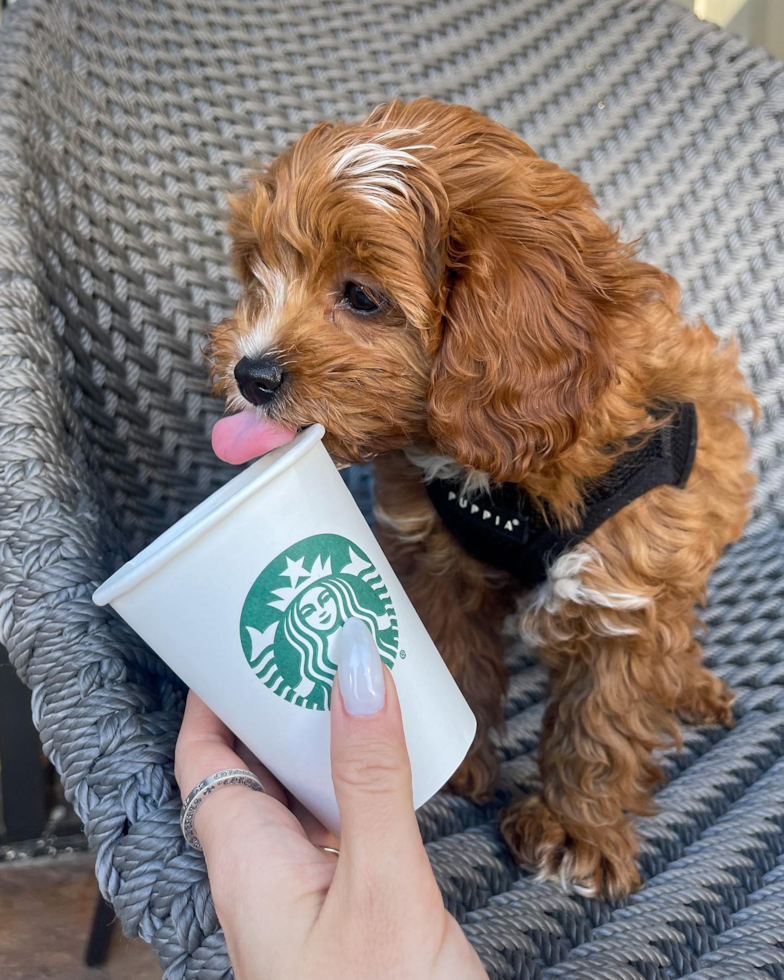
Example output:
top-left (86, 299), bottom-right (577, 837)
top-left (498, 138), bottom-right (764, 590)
top-left (448, 741), bottom-right (498, 804)
top-left (678, 672), bottom-right (735, 728)
top-left (500, 796), bottom-right (642, 900)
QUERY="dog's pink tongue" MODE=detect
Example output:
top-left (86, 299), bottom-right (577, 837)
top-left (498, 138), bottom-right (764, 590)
top-left (212, 411), bottom-right (296, 465)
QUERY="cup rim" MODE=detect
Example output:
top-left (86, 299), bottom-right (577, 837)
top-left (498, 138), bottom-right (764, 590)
top-left (93, 423), bottom-right (326, 608)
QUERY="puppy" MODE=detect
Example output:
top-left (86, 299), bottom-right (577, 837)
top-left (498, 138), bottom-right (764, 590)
top-left (209, 99), bottom-right (755, 898)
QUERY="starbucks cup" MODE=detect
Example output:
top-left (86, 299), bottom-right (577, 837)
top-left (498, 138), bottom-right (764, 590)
top-left (93, 424), bottom-right (476, 834)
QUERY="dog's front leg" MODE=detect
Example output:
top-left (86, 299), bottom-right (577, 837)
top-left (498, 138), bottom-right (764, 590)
top-left (499, 633), bottom-right (656, 899)
top-left (373, 455), bottom-right (514, 803)
top-left (500, 524), bottom-right (734, 899)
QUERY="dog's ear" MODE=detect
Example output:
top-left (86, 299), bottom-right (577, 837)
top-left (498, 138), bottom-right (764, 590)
top-left (427, 153), bottom-right (648, 483)
top-left (226, 172), bottom-right (279, 289)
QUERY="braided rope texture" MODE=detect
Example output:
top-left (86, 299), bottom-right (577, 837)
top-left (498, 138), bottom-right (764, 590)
top-left (0, 0), bottom-right (782, 976)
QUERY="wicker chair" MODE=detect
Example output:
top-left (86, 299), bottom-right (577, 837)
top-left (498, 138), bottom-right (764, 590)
top-left (1, 0), bottom-right (783, 977)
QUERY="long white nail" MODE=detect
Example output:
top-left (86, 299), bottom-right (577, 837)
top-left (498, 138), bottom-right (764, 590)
top-left (334, 618), bottom-right (385, 716)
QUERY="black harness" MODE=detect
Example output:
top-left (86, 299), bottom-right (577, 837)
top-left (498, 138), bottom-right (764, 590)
top-left (426, 403), bottom-right (698, 588)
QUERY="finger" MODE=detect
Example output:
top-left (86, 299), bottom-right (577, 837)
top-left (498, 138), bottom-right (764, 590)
top-left (329, 619), bottom-right (430, 888)
top-left (232, 739), bottom-right (339, 849)
top-left (176, 693), bottom-right (339, 889)
top-left (233, 740), bottom-right (338, 852)
top-left (234, 738), bottom-right (290, 806)
top-left (288, 799), bottom-right (341, 851)
top-left (176, 691), bottom-right (288, 808)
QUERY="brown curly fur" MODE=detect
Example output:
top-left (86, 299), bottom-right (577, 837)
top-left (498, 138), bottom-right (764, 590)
top-left (209, 99), bottom-right (756, 898)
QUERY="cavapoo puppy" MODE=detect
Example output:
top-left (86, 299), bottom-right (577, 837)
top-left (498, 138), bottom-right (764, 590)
top-left (209, 99), bottom-right (755, 898)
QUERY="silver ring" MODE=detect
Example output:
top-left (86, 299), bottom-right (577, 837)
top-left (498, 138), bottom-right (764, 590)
top-left (319, 846), bottom-right (340, 857)
top-left (181, 768), bottom-right (265, 850)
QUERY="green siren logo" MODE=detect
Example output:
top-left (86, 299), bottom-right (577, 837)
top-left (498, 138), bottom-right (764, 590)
top-left (240, 534), bottom-right (399, 710)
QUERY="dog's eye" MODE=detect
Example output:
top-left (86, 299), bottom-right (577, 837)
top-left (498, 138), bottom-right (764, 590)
top-left (343, 282), bottom-right (385, 315)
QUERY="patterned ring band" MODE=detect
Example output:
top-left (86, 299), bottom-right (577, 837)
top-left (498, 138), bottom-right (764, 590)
top-left (181, 768), bottom-right (266, 850)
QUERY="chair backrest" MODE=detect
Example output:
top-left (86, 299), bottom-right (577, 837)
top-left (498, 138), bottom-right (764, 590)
top-left (2, 5), bottom-right (783, 980)
top-left (6, 1), bottom-right (783, 557)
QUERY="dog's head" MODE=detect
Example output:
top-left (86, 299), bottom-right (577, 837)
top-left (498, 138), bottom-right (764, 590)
top-left (210, 99), bottom-right (650, 479)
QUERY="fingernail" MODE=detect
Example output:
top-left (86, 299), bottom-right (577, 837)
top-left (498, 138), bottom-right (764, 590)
top-left (335, 617), bottom-right (385, 716)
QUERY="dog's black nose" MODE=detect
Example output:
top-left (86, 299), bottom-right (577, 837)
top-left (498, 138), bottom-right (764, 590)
top-left (234, 356), bottom-right (286, 406)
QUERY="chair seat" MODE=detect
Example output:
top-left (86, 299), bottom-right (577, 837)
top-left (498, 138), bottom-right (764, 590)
top-left (0, 1), bottom-right (782, 977)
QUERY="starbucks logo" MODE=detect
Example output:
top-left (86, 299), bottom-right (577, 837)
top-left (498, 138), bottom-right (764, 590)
top-left (240, 534), bottom-right (399, 710)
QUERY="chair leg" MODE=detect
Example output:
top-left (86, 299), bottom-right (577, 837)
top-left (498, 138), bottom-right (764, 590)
top-left (84, 891), bottom-right (116, 967)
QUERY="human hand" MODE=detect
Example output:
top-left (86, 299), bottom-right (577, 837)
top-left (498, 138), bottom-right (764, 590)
top-left (175, 617), bottom-right (488, 980)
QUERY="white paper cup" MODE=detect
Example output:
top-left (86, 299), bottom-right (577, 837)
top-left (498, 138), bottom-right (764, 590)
top-left (93, 424), bottom-right (476, 834)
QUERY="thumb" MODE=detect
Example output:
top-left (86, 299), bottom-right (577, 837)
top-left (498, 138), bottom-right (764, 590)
top-left (330, 619), bottom-right (426, 880)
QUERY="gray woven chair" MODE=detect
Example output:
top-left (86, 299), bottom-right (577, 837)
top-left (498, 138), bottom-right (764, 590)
top-left (1, 0), bottom-right (783, 977)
